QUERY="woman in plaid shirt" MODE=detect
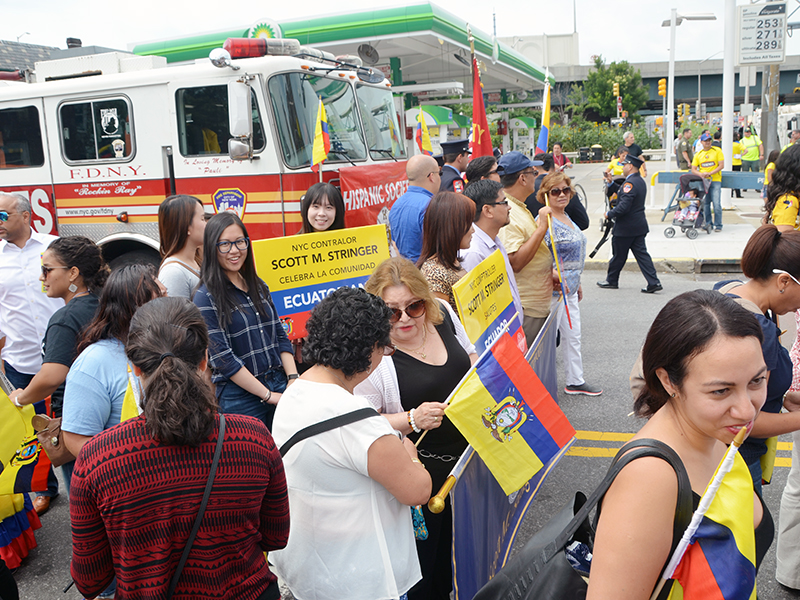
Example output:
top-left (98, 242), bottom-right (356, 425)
top-left (194, 212), bottom-right (298, 431)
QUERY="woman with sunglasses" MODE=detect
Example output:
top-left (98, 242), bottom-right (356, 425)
top-left (194, 212), bottom-right (297, 431)
top-left (357, 257), bottom-right (477, 600)
top-left (271, 287), bottom-right (431, 600)
top-left (538, 173), bottom-right (602, 396)
top-left (417, 191), bottom-right (475, 314)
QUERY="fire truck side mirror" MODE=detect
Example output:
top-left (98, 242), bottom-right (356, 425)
top-left (228, 80), bottom-right (253, 160)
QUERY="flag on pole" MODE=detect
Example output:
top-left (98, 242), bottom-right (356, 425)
top-left (470, 56), bottom-right (493, 158)
top-left (0, 389), bottom-right (53, 495)
top-left (311, 97), bottom-right (331, 173)
top-left (667, 452), bottom-right (757, 599)
top-left (536, 81), bottom-right (551, 154)
top-left (445, 333), bottom-right (575, 494)
top-left (415, 109), bottom-right (434, 156)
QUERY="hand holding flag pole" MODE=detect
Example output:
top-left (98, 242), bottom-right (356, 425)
top-left (543, 196), bottom-right (572, 329)
top-left (648, 426), bottom-right (749, 600)
top-left (414, 314), bottom-right (517, 448)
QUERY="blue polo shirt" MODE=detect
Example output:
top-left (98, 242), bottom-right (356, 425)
top-left (388, 186), bottom-right (433, 264)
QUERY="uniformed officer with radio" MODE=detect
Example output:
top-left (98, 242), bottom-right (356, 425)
top-left (439, 139), bottom-right (469, 193)
top-left (596, 154), bottom-right (662, 293)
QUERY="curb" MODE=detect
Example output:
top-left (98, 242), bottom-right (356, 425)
top-left (584, 257), bottom-right (742, 274)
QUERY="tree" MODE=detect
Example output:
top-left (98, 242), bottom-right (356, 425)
top-left (583, 55), bottom-right (649, 120)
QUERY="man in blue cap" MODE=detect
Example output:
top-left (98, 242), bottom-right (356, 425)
top-left (496, 151), bottom-right (557, 347)
top-left (439, 139), bottom-right (470, 193)
top-left (597, 154), bottom-right (662, 293)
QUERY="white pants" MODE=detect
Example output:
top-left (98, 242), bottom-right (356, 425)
top-left (777, 430), bottom-right (800, 588)
top-left (556, 291), bottom-right (584, 387)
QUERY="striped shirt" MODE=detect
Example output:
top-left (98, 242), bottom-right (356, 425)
top-left (194, 282), bottom-right (292, 383)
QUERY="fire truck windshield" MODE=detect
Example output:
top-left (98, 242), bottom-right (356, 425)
top-left (355, 84), bottom-right (406, 160)
top-left (268, 72), bottom-right (368, 168)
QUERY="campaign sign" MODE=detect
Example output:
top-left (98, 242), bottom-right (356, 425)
top-left (452, 251), bottom-right (525, 353)
top-left (252, 225), bottom-right (390, 339)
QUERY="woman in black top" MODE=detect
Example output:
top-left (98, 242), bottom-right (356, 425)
top-left (358, 257), bottom-right (477, 600)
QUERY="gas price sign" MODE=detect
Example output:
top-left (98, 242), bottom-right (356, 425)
top-left (738, 2), bottom-right (787, 65)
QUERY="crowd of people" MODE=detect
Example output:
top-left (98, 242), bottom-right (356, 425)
top-left (1, 127), bottom-right (800, 599)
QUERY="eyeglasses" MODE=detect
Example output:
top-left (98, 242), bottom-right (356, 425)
top-left (549, 187), bottom-right (572, 197)
top-left (773, 269), bottom-right (800, 286)
top-left (487, 200), bottom-right (509, 206)
top-left (388, 299), bottom-right (426, 323)
top-left (41, 265), bottom-right (69, 278)
top-left (0, 211), bottom-right (20, 222)
top-left (382, 344), bottom-right (397, 356)
top-left (216, 237), bottom-right (250, 254)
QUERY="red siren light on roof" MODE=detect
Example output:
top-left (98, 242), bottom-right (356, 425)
top-left (223, 38), bottom-right (300, 59)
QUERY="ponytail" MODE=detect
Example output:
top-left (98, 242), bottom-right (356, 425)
top-left (741, 224), bottom-right (800, 281)
top-left (126, 297), bottom-right (216, 446)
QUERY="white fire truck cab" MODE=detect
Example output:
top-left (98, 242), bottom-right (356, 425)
top-left (0, 38), bottom-right (408, 266)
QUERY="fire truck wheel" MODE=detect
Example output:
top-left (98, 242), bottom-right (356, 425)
top-left (108, 249), bottom-right (160, 271)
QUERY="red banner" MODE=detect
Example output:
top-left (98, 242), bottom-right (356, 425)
top-left (470, 57), bottom-right (493, 158)
top-left (339, 161), bottom-right (408, 228)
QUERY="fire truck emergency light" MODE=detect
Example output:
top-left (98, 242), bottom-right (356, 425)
top-left (223, 38), bottom-right (301, 59)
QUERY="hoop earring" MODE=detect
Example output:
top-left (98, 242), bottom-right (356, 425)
top-left (68, 283), bottom-right (78, 293)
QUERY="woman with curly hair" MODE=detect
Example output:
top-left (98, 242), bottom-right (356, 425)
top-left (417, 191), bottom-right (475, 313)
top-left (271, 287), bottom-right (431, 600)
top-left (765, 144), bottom-right (800, 230)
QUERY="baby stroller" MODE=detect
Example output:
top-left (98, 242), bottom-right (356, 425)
top-left (664, 173), bottom-right (711, 240)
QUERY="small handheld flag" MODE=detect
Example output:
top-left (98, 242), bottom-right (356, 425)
top-left (416, 109), bottom-right (434, 156)
top-left (536, 81), bottom-right (551, 155)
top-left (311, 97), bottom-right (331, 176)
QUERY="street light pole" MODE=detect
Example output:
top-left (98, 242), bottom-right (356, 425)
top-left (666, 8), bottom-right (677, 172)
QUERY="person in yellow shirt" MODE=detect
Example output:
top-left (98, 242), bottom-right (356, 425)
top-left (603, 147), bottom-right (628, 180)
top-left (691, 133), bottom-right (725, 231)
top-left (741, 126), bottom-right (764, 172)
top-left (781, 130), bottom-right (800, 154)
top-left (763, 149), bottom-right (781, 204)
top-left (767, 145), bottom-right (800, 231)
top-left (731, 132), bottom-right (743, 199)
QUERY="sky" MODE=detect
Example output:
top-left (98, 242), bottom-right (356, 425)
top-left (3, 0), bottom-right (800, 67)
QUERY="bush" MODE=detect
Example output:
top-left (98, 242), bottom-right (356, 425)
top-left (548, 123), bottom-right (661, 160)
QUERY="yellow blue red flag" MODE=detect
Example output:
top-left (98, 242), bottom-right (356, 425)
top-left (415, 109), bottom-right (434, 156)
top-left (446, 333), bottom-right (575, 495)
top-left (311, 97), bottom-right (331, 173)
top-left (0, 388), bottom-right (53, 494)
top-left (668, 452), bottom-right (757, 599)
top-left (536, 82), bottom-right (550, 154)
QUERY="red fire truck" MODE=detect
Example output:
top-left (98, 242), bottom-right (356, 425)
top-left (0, 38), bottom-right (408, 265)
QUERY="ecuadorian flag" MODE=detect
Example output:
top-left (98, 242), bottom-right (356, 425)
top-left (668, 452), bottom-right (757, 600)
top-left (446, 333), bottom-right (575, 495)
top-left (536, 83), bottom-right (550, 155)
top-left (311, 97), bottom-right (331, 173)
top-left (415, 109), bottom-right (434, 156)
top-left (0, 388), bottom-right (53, 495)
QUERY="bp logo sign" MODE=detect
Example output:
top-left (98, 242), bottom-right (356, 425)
top-left (247, 19), bottom-right (282, 40)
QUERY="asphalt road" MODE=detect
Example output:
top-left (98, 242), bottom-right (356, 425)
top-left (10, 270), bottom-right (800, 599)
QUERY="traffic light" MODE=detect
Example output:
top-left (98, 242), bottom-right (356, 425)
top-left (613, 82), bottom-right (620, 97)
top-left (658, 78), bottom-right (667, 97)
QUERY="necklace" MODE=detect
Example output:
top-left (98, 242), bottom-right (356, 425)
top-left (324, 366), bottom-right (353, 392)
top-left (396, 325), bottom-right (429, 359)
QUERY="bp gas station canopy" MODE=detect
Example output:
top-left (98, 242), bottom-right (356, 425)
top-left (131, 2), bottom-right (552, 97)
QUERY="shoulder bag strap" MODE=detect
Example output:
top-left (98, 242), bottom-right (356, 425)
top-left (279, 408), bottom-right (380, 457)
top-left (167, 413), bottom-right (226, 600)
top-left (161, 259), bottom-right (200, 278)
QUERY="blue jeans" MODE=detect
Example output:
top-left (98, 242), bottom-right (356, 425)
top-left (4, 361), bottom-right (59, 499)
top-left (703, 181), bottom-right (723, 229)
top-left (217, 370), bottom-right (287, 431)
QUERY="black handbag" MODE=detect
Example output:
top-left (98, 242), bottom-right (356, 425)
top-left (473, 439), bottom-right (693, 600)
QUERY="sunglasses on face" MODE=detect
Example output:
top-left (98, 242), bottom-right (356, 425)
top-left (549, 187), bottom-right (572, 197)
top-left (0, 211), bottom-right (20, 222)
top-left (41, 265), bottom-right (69, 278)
top-left (487, 200), bottom-right (509, 206)
top-left (388, 299), bottom-right (426, 323)
top-left (216, 237), bottom-right (250, 254)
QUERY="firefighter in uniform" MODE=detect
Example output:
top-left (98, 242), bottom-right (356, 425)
top-left (596, 154), bottom-right (663, 293)
top-left (439, 139), bottom-right (470, 193)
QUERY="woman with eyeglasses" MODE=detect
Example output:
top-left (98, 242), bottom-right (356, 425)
top-left (194, 212), bottom-right (297, 431)
top-left (356, 257), bottom-right (477, 600)
top-left (271, 287), bottom-right (431, 600)
top-left (538, 173), bottom-right (602, 396)
top-left (417, 191), bottom-right (475, 314)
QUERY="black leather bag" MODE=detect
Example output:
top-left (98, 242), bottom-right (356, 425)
top-left (473, 439), bottom-right (693, 600)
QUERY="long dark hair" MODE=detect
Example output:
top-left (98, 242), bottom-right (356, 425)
top-left (200, 211), bottom-right (269, 329)
top-left (635, 289), bottom-right (763, 417)
top-left (299, 183), bottom-right (346, 234)
top-left (47, 236), bottom-right (109, 295)
top-left (125, 297), bottom-right (216, 446)
top-left (766, 144), bottom-right (800, 217)
top-left (417, 191), bottom-right (475, 270)
top-left (740, 224), bottom-right (800, 282)
top-left (158, 194), bottom-right (204, 263)
top-left (76, 264), bottom-right (163, 354)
